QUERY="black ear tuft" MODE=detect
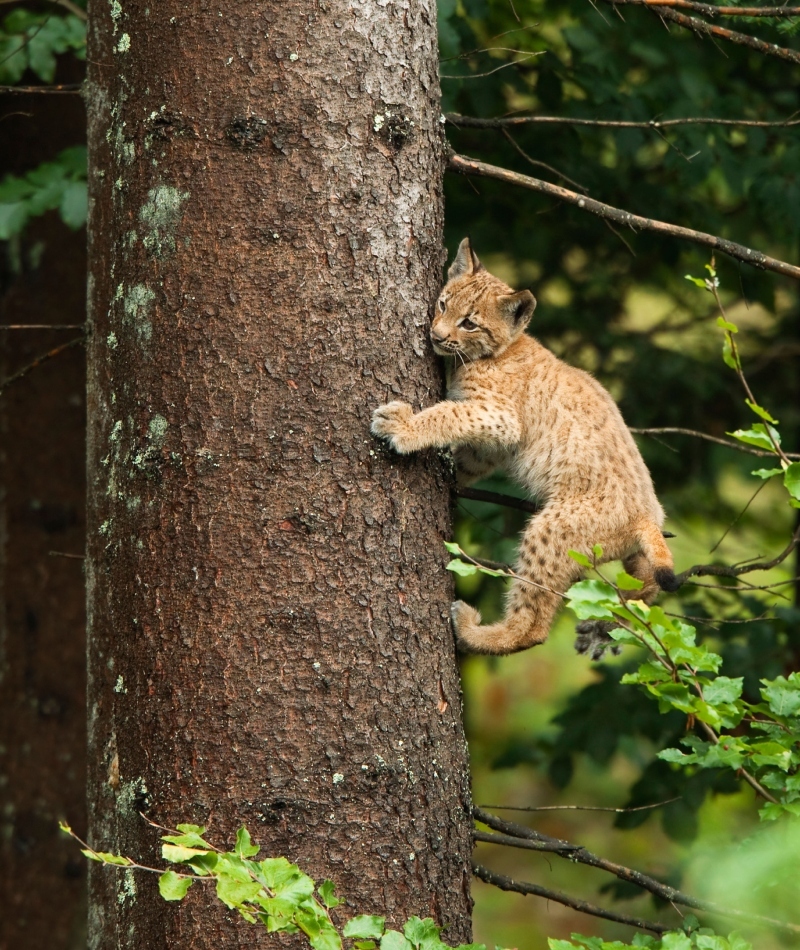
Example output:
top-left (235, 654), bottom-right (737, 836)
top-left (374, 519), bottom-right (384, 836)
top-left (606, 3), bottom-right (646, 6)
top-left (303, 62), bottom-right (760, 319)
top-left (448, 237), bottom-right (483, 280)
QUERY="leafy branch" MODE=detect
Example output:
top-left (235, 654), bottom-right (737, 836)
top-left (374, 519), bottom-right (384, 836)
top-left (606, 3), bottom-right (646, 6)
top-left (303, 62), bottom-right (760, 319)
top-left (62, 821), bottom-right (492, 950)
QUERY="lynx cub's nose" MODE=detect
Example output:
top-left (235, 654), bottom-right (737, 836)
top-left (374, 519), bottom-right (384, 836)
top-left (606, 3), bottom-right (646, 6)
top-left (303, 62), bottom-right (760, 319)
top-left (430, 327), bottom-right (446, 343)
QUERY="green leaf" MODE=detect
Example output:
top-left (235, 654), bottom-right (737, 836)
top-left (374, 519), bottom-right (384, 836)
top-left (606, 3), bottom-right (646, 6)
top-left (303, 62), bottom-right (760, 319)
top-left (235, 826), bottom-right (260, 858)
top-left (661, 932), bottom-right (692, 950)
top-left (744, 399), bottom-right (777, 424)
top-left (381, 932), bottom-right (414, 950)
top-left (783, 463), bottom-right (800, 501)
top-left (318, 879), bottom-right (343, 908)
top-left (568, 550), bottom-right (592, 568)
top-left (566, 579), bottom-right (617, 620)
top-left (403, 917), bottom-right (444, 950)
top-left (0, 202), bottom-right (28, 240)
top-left (446, 558), bottom-right (479, 577)
top-left (344, 916), bottom-right (387, 939)
top-left (702, 676), bottom-right (743, 705)
top-left (722, 337), bottom-right (738, 371)
top-left (309, 927), bottom-right (344, 950)
top-left (716, 316), bottom-right (738, 332)
top-left (162, 843), bottom-right (209, 863)
top-left (685, 275), bottom-right (707, 288)
top-left (175, 823), bottom-right (207, 835)
top-left (80, 849), bottom-right (132, 865)
top-left (215, 873), bottom-right (263, 909)
top-left (761, 675), bottom-right (800, 716)
top-left (616, 571), bottom-right (644, 590)
top-left (751, 467), bottom-right (783, 480)
top-left (59, 180), bottom-right (87, 229)
top-left (158, 870), bottom-right (193, 901)
top-left (727, 424), bottom-right (780, 452)
top-left (443, 540), bottom-right (461, 555)
top-left (592, 543), bottom-right (603, 558)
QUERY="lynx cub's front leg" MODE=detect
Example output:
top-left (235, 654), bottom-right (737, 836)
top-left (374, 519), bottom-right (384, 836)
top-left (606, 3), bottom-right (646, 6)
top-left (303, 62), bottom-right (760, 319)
top-left (371, 399), bottom-right (521, 455)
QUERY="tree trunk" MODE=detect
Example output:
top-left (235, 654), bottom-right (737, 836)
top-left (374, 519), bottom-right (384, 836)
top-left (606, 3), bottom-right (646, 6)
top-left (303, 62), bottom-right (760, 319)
top-left (85, 1), bottom-right (472, 947)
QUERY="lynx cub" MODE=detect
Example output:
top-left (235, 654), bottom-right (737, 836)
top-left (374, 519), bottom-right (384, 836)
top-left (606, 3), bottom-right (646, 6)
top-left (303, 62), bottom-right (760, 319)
top-left (371, 238), bottom-right (678, 656)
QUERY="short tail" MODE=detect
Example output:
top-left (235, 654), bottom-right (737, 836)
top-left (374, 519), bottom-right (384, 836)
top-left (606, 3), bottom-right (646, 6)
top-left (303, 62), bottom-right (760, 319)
top-left (637, 520), bottom-right (681, 592)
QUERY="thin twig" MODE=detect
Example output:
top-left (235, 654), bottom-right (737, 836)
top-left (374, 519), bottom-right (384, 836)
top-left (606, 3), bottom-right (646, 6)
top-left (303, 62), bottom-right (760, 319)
top-left (447, 152), bottom-right (800, 280)
top-left (445, 111), bottom-right (800, 130)
top-left (602, 0), bottom-right (800, 64)
top-left (501, 127), bottom-right (590, 194)
top-left (441, 52), bottom-right (543, 79)
top-left (630, 426), bottom-right (800, 458)
top-left (0, 336), bottom-right (84, 395)
top-left (473, 809), bottom-right (800, 934)
top-left (0, 83), bottom-right (83, 94)
top-left (709, 480), bottom-right (766, 554)
top-left (675, 525), bottom-right (800, 585)
top-left (477, 797), bottom-right (679, 813)
top-left (636, 0), bottom-right (800, 14)
top-left (473, 863), bottom-right (670, 935)
top-left (1, 324), bottom-right (85, 330)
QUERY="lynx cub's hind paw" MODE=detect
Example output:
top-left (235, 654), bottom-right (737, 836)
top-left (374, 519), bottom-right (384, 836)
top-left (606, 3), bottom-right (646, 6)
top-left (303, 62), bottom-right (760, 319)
top-left (575, 620), bottom-right (622, 661)
top-left (451, 600), bottom-right (483, 652)
top-left (371, 401), bottom-right (413, 452)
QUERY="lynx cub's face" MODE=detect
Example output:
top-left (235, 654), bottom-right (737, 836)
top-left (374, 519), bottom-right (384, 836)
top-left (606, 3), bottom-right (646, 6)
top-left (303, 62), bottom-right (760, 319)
top-left (430, 237), bottom-right (537, 362)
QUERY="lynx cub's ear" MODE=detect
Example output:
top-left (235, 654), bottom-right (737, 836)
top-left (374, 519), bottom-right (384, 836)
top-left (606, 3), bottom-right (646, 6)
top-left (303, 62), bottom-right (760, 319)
top-left (447, 237), bottom-right (484, 280)
top-left (498, 289), bottom-right (536, 328)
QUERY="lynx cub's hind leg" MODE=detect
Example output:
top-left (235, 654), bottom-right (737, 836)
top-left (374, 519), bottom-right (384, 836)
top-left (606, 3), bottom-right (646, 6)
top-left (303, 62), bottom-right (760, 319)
top-left (452, 508), bottom-right (585, 655)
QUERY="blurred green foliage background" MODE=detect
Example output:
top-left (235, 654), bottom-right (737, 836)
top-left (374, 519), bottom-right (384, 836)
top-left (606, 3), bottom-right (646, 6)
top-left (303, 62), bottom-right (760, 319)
top-left (437, 0), bottom-right (800, 945)
top-left (2, 0), bottom-right (799, 944)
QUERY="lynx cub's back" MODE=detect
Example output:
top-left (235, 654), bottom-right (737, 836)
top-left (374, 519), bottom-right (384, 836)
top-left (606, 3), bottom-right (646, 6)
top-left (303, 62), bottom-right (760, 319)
top-left (371, 238), bottom-right (678, 656)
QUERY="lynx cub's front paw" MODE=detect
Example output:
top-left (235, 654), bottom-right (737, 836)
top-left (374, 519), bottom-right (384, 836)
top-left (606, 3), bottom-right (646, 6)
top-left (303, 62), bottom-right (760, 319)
top-left (371, 401), bottom-right (414, 454)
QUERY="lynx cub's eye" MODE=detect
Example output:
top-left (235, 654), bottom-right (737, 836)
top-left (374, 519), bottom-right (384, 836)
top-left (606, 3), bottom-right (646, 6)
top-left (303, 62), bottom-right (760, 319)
top-left (437, 298), bottom-right (447, 313)
top-left (460, 317), bottom-right (478, 331)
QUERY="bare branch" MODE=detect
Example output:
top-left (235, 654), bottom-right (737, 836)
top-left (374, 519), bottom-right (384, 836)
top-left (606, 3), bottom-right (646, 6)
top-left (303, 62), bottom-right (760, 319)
top-left (456, 486), bottom-right (541, 514)
top-left (631, 426), bottom-right (800, 459)
top-left (477, 798), bottom-right (679, 813)
top-left (603, 0), bottom-right (800, 65)
top-left (472, 863), bottom-right (670, 935)
top-left (445, 111), bottom-right (800, 130)
top-left (638, 0), bottom-right (800, 16)
top-left (474, 808), bottom-right (800, 934)
top-left (447, 151), bottom-right (800, 281)
top-left (675, 525), bottom-right (800, 585)
top-left (0, 83), bottom-right (83, 94)
top-left (0, 337), bottom-right (84, 395)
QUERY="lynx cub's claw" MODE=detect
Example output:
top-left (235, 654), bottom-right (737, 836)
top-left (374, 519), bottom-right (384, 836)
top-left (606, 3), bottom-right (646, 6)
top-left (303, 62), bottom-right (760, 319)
top-left (371, 401), bottom-right (414, 453)
top-left (574, 620), bottom-right (622, 661)
top-left (451, 600), bottom-right (483, 653)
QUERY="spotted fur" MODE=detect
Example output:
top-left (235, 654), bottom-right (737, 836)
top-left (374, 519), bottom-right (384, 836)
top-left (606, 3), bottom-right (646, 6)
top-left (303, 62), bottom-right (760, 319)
top-left (371, 238), bottom-right (676, 656)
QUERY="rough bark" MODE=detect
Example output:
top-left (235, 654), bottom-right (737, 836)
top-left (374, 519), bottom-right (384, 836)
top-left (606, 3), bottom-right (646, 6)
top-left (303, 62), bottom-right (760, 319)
top-left (0, 91), bottom-right (87, 949)
top-left (85, 1), bottom-right (472, 948)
